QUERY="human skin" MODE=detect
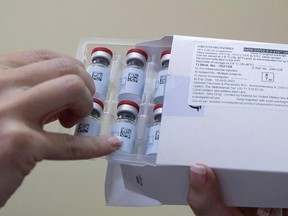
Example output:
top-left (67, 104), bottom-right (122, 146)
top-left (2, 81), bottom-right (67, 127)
top-left (187, 164), bottom-right (259, 216)
top-left (0, 50), bottom-right (122, 207)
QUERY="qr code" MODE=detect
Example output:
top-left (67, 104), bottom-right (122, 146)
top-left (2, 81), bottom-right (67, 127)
top-left (92, 72), bottom-right (103, 81)
top-left (128, 73), bottom-right (138, 83)
top-left (77, 123), bottom-right (89, 133)
top-left (160, 75), bottom-right (166, 85)
top-left (120, 127), bottom-right (132, 138)
top-left (155, 130), bottom-right (160, 140)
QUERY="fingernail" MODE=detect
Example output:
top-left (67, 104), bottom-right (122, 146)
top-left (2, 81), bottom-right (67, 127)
top-left (107, 136), bottom-right (122, 148)
top-left (190, 163), bottom-right (207, 188)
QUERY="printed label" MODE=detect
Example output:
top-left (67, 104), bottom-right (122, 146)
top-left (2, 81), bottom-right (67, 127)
top-left (87, 64), bottom-right (110, 100)
top-left (111, 121), bottom-right (137, 153)
top-left (153, 68), bottom-right (167, 104)
top-left (75, 118), bottom-right (101, 137)
top-left (188, 42), bottom-right (288, 110)
top-left (146, 124), bottom-right (160, 155)
top-left (119, 67), bottom-right (145, 99)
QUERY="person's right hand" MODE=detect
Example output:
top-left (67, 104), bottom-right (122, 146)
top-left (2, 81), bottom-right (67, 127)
top-left (187, 164), bottom-right (260, 216)
top-left (0, 50), bottom-right (122, 207)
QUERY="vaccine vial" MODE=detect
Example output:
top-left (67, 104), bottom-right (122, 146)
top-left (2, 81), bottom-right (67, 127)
top-left (118, 48), bottom-right (148, 104)
top-left (87, 47), bottom-right (113, 101)
top-left (75, 99), bottom-right (104, 137)
top-left (153, 50), bottom-right (170, 104)
top-left (146, 104), bottom-right (163, 156)
top-left (111, 100), bottom-right (140, 154)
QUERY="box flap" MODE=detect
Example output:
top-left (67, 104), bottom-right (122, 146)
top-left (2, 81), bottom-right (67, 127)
top-left (105, 162), bottom-right (161, 206)
top-left (121, 164), bottom-right (189, 205)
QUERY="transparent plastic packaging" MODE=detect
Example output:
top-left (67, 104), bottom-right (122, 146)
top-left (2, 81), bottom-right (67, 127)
top-left (75, 38), bottom-right (172, 166)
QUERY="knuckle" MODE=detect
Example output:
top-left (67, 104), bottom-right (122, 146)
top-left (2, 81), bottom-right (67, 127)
top-left (50, 58), bottom-right (94, 95)
top-left (53, 57), bottom-right (79, 75)
top-left (63, 134), bottom-right (82, 158)
top-left (32, 49), bottom-right (54, 61)
top-left (63, 74), bottom-right (86, 94)
top-left (62, 135), bottom-right (101, 159)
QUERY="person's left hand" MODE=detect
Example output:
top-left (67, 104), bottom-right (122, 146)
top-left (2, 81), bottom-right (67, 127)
top-left (187, 164), bottom-right (259, 216)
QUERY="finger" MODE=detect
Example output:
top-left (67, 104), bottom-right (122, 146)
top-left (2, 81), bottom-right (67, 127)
top-left (39, 133), bottom-right (122, 160)
top-left (10, 57), bottom-right (94, 95)
top-left (0, 49), bottom-right (84, 69)
top-left (187, 164), bottom-right (243, 216)
top-left (18, 74), bottom-right (93, 128)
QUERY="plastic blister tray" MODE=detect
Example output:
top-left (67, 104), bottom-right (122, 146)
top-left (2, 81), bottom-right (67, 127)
top-left (75, 37), bottom-right (172, 166)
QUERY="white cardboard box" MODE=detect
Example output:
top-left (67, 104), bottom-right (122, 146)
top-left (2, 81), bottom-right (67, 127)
top-left (77, 36), bottom-right (288, 208)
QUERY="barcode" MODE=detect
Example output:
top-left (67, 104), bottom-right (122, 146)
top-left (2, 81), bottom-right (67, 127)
top-left (160, 75), bottom-right (166, 85)
top-left (155, 130), bottom-right (160, 140)
top-left (120, 127), bottom-right (132, 138)
top-left (92, 72), bottom-right (103, 81)
top-left (77, 123), bottom-right (89, 133)
top-left (128, 73), bottom-right (138, 83)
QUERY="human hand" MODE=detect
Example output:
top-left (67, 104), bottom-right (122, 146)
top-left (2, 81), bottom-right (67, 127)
top-left (0, 50), bottom-right (122, 207)
top-left (187, 164), bottom-right (259, 216)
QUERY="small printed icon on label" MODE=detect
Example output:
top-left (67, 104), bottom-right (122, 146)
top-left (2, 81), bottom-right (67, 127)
top-left (262, 72), bottom-right (274, 82)
top-left (136, 175), bottom-right (143, 186)
top-left (189, 105), bottom-right (202, 111)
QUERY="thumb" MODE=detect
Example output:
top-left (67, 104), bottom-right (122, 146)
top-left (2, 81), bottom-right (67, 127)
top-left (39, 133), bottom-right (122, 160)
top-left (187, 164), bottom-right (243, 216)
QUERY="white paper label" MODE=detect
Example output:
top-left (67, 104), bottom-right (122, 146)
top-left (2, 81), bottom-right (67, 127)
top-left (188, 42), bottom-right (288, 110)
top-left (111, 121), bottom-right (137, 153)
top-left (153, 68), bottom-right (167, 104)
top-left (146, 124), bottom-right (160, 155)
top-left (119, 67), bottom-right (145, 99)
top-left (87, 64), bottom-right (110, 101)
top-left (75, 117), bottom-right (101, 137)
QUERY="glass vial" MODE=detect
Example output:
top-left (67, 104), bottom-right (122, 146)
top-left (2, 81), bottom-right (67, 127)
top-left (87, 47), bottom-right (113, 101)
top-left (118, 48), bottom-right (148, 104)
top-left (153, 50), bottom-right (170, 104)
top-left (75, 98), bottom-right (104, 136)
top-left (146, 104), bottom-right (163, 156)
top-left (111, 100), bottom-right (140, 154)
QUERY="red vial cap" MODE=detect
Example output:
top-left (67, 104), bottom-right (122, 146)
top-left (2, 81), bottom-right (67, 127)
top-left (153, 104), bottom-right (163, 120)
top-left (153, 104), bottom-right (163, 111)
top-left (126, 48), bottom-right (148, 61)
top-left (91, 47), bottom-right (113, 58)
top-left (160, 50), bottom-right (171, 66)
top-left (93, 98), bottom-right (104, 110)
top-left (161, 50), bottom-right (171, 58)
top-left (117, 100), bottom-right (140, 112)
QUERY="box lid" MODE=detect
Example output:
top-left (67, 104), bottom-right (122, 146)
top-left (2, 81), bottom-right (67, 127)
top-left (158, 36), bottom-right (288, 172)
